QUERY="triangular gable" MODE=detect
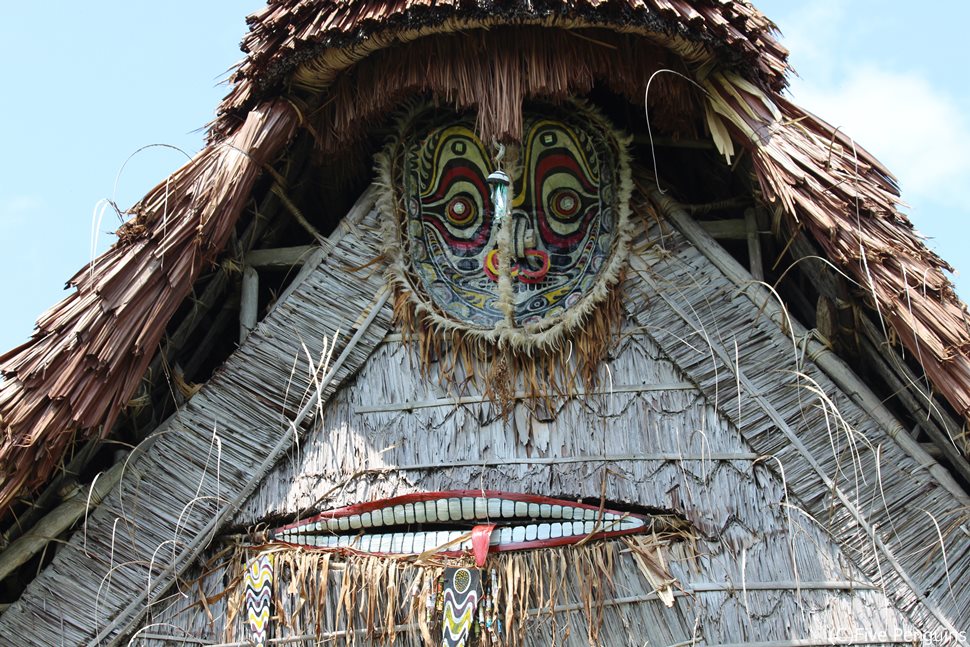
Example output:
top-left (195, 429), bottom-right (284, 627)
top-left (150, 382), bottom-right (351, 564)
top-left (97, 196), bottom-right (968, 643)
top-left (2, 4), bottom-right (969, 645)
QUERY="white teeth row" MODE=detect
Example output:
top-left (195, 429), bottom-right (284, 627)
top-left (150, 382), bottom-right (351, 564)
top-left (281, 530), bottom-right (473, 554)
top-left (276, 518), bottom-right (645, 554)
top-left (493, 519), bottom-right (644, 543)
top-left (283, 497), bottom-right (639, 534)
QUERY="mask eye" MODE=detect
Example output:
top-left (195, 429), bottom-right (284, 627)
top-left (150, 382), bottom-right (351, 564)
top-left (446, 195), bottom-right (477, 226)
top-left (549, 188), bottom-right (581, 221)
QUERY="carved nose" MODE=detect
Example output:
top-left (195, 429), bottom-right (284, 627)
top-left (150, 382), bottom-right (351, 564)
top-left (483, 206), bottom-right (549, 284)
top-left (509, 210), bottom-right (536, 261)
top-left (510, 210), bottom-right (550, 283)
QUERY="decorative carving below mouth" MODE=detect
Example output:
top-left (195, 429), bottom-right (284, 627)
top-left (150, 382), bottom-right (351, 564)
top-left (270, 490), bottom-right (649, 558)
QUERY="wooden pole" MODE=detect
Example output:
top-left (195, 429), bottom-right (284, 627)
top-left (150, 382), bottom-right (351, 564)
top-left (745, 207), bottom-right (764, 281)
top-left (239, 265), bottom-right (259, 344)
top-left (0, 457), bottom-right (127, 582)
top-left (244, 245), bottom-right (316, 269)
top-left (0, 437), bottom-right (100, 548)
top-left (699, 219), bottom-right (747, 240)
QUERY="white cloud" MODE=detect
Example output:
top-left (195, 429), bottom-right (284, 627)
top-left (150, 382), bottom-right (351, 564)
top-left (766, 0), bottom-right (846, 81)
top-left (0, 195), bottom-right (44, 229)
top-left (787, 67), bottom-right (970, 206)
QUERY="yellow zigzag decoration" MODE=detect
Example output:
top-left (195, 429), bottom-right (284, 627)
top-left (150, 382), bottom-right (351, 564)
top-left (245, 554), bottom-right (275, 647)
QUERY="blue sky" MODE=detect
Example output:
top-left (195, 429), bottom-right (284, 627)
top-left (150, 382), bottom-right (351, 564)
top-left (1, 2), bottom-right (968, 355)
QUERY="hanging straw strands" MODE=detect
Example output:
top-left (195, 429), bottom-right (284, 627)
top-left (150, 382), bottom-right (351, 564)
top-left (309, 29), bottom-right (696, 154)
top-left (216, 0), bottom-right (789, 134)
top-left (698, 69), bottom-right (970, 428)
top-left (215, 536), bottom-right (687, 646)
top-left (388, 275), bottom-right (625, 415)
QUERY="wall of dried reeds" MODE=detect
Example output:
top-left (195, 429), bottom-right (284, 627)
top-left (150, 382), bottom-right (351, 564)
top-left (4, 179), bottom-right (968, 644)
top-left (138, 201), bottom-right (961, 643)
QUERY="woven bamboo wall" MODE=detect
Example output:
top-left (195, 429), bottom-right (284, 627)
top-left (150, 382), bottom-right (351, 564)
top-left (4, 186), bottom-right (968, 645)
top-left (139, 207), bottom-right (962, 644)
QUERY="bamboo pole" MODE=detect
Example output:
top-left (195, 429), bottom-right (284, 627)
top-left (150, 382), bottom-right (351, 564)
top-left (745, 207), bottom-right (764, 281)
top-left (0, 456), bottom-right (127, 582)
top-left (0, 437), bottom-right (101, 548)
top-left (686, 197), bottom-right (751, 215)
top-left (182, 298), bottom-right (239, 380)
top-left (854, 313), bottom-right (970, 483)
top-left (632, 134), bottom-right (713, 149)
top-left (132, 582), bottom-right (886, 647)
top-left (239, 265), bottom-right (259, 343)
top-left (314, 452), bottom-right (762, 473)
top-left (244, 245), bottom-right (316, 269)
top-left (354, 381), bottom-right (695, 412)
top-left (699, 219), bottom-right (747, 240)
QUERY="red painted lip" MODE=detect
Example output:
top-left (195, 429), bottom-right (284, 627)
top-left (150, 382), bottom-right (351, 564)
top-left (270, 490), bottom-right (648, 556)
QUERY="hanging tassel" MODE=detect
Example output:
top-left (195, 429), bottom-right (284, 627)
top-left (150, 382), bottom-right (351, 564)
top-left (471, 523), bottom-right (496, 567)
top-left (244, 553), bottom-right (275, 647)
top-left (442, 567), bottom-right (482, 647)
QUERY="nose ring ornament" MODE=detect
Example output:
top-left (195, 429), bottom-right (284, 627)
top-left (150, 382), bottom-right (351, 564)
top-left (484, 248), bottom-right (550, 283)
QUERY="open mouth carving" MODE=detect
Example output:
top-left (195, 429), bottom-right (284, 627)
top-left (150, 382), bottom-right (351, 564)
top-left (270, 490), bottom-right (648, 559)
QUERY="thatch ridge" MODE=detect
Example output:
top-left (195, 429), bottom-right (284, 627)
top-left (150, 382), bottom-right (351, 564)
top-left (214, 0), bottom-right (789, 135)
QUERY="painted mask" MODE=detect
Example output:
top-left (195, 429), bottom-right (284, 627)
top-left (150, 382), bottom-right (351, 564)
top-left (383, 103), bottom-right (632, 342)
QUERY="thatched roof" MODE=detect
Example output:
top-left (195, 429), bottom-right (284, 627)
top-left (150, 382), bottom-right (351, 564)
top-left (213, 0), bottom-right (790, 135)
top-left (1, 0), bottom-right (968, 541)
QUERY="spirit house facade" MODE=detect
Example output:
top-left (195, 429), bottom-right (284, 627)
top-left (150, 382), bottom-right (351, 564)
top-left (1, 2), bottom-right (969, 645)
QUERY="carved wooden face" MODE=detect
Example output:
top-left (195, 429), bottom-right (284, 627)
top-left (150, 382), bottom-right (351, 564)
top-left (388, 103), bottom-right (630, 336)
